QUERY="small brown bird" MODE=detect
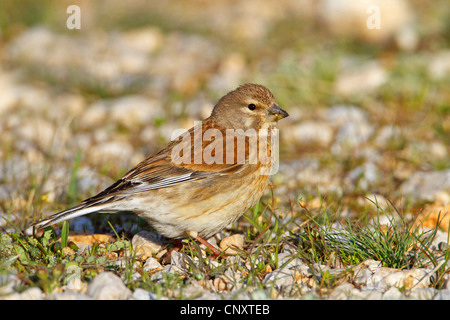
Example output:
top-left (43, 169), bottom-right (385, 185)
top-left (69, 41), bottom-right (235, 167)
top-left (32, 84), bottom-right (288, 255)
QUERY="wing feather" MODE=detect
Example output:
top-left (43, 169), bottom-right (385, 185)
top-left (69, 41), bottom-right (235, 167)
top-left (83, 117), bottom-right (250, 202)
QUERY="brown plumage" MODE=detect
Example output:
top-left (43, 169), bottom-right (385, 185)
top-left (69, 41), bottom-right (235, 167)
top-left (32, 84), bottom-right (288, 250)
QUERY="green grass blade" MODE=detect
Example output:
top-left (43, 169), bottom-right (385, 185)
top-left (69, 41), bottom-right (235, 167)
top-left (68, 150), bottom-right (82, 204)
top-left (61, 221), bottom-right (69, 247)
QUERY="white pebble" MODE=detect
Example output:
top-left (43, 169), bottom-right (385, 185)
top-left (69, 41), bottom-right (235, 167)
top-left (143, 257), bottom-right (163, 272)
top-left (131, 231), bottom-right (164, 259)
top-left (87, 272), bottom-right (132, 300)
top-left (130, 288), bottom-right (157, 300)
top-left (219, 234), bottom-right (245, 255)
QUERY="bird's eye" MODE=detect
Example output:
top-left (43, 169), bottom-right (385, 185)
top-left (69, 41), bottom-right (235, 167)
top-left (248, 104), bottom-right (256, 111)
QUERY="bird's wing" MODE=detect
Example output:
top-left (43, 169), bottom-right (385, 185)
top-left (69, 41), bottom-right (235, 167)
top-left (31, 119), bottom-right (249, 228)
top-left (84, 118), bottom-right (248, 202)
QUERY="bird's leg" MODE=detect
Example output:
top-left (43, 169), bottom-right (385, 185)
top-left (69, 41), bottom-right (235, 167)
top-left (172, 238), bottom-right (184, 251)
top-left (161, 238), bottom-right (184, 264)
top-left (186, 230), bottom-right (226, 258)
top-left (195, 235), bottom-right (224, 258)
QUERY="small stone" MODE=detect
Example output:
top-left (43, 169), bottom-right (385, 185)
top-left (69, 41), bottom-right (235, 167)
top-left (209, 53), bottom-right (246, 91)
top-left (428, 141), bottom-right (448, 160)
top-left (250, 289), bottom-right (269, 300)
top-left (364, 194), bottom-right (389, 210)
top-left (87, 272), bottom-right (132, 300)
top-left (80, 101), bottom-right (108, 129)
top-left (353, 259), bottom-right (382, 286)
top-left (435, 191), bottom-right (450, 204)
top-left (326, 105), bottom-right (374, 154)
top-left (333, 121), bottom-right (374, 152)
top-left (131, 231), bottom-right (164, 259)
top-left (159, 263), bottom-right (188, 278)
top-left (263, 256), bottom-right (314, 293)
top-left (65, 266), bottom-right (87, 293)
top-left (407, 288), bottom-right (437, 300)
top-left (306, 197), bottom-right (323, 210)
top-left (106, 258), bottom-right (140, 270)
top-left (170, 250), bottom-right (190, 272)
top-left (355, 261), bottom-right (433, 290)
top-left (52, 93), bottom-right (86, 119)
top-left (0, 274), bottom-right (20, 296)
top-left (335, 61), bottom-right (387, 96)
top-left (19, 287), bottom-right (44, 300)
top-left (143, 257), bottom-right (163, 272)
top-left (14, 118), bottom-right (58, 151)
top-left (328, 283), bottom-right (358, 300)
top-left (76, 167), bottom-right (114, 198)
top-left (48, 292), bottom-right (93, 300)
top-left (277, 253), bottom-right (310, 272)
top-left (263, 268), bottom-right (293, 289)
top-left (382, 286), bottom-right (403, 300)
top-left (400, 169), bottom-right (450, 202)
top-left (88, 140), bottom-right (135, 169)
top-left (119, 28), bottom-right (163, 55)
top-left (434, 290), bottom-right (450, 300)
top-left (413, 202), bottom-right (450, 233)
top-left (374, 125), bottom-right (402, 148)
top-left (345, 162), bottom-right (380, 191)
top-left (67, 234), bottom-right (115, 246)
top-left (75, 243), bottom-right (92, 253)
top-left (319, 0), bottom-right (416, 49)
top-left (212, 276), bottom-right (229, 292)
top-left (428, 50), bottom-right (450, 80)
top-left (130, 288), bottom-right (157, 300)
top-left (219, 234), bottom-right (245, 255)
top-left (326, 105), bottom-right (369, 127)
top-left (352, 288), bottom-right (384, 300)
top-left (289, 121), bottom-right (333, 148)
top-left (195, 291), bottom-right (222, 300)
top-left (109, 96), bottom-right (163, 130)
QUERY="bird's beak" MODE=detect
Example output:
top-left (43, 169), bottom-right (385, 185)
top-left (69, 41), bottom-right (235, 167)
top-left (268, 104), bottom-right (289, 120)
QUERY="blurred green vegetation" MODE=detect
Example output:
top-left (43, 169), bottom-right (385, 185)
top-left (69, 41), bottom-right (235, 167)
top-left (0, 0), bottom-right (58, 40)
top-left (2, 0), bottom-right (449, 108)
top-left (1, 0), bottom-right (449, 299)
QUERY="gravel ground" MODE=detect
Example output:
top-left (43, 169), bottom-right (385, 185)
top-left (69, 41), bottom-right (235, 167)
top-left (0, 0), bottom-right (449, 300)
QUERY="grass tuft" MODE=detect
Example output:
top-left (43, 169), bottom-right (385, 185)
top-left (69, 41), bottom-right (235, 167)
top-left (295, 199), bottom-right (442, 270)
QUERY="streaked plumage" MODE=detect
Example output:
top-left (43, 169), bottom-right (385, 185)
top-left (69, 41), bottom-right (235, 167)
top-left (32, 84), bottom-right (289, 241)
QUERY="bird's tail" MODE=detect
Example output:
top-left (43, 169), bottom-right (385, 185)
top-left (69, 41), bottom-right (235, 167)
top-left (31, 201), bottom-right (112, 229)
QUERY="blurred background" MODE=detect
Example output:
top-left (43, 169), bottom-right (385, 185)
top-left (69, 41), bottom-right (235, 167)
top-left (0, 0), bottom-right (449, 231)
